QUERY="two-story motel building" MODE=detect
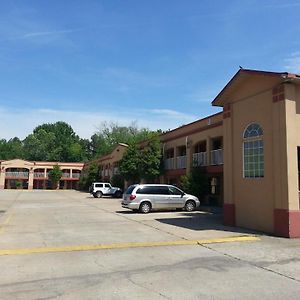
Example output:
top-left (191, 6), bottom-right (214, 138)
top-left (0, 159), bottom-right (84, 190)
top-left (91, 68), bottom-right (300, 238)
top-left (1, 68), bottom-right (300, 238)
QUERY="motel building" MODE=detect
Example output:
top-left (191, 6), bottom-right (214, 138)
top-left (0, 159), bottom-right (83, 190)
top-left (81, 143), bottom-right (128, 183)
top-left (91, 69), bottom-right (300, 238)
top-left (1, 68), bottom-right (300, 238)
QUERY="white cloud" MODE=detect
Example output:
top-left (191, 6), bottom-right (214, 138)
top-left (148, 108), bottom-right (196, 120)
top-left (22, 29), bottom-right (80, 39)
top-left (0, 106), bottom-right (198, 140)
top-left (283, 52), bottom-right (300, 73)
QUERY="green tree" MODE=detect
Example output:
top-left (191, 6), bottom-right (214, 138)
top-left (0, 137), bottom-right (24, 160)
top-left (90, 121), bottom-right (153, 158)
top-left (23, 121), bottom-right (87, 162)
top-left (139, 134), bottom-right (162, 182)
top-left (119, 134), bottom-right (162, 184)
top-left (78, 163), bottom-right (101, 190)
top-left (179, 167), bottom-right (209, 199)
top-left (119, 142), bottom-right (141, 184)
top-left (48, 165), bottom-right (63, 189)
top-left (111, 174), bottom-right (125, 190)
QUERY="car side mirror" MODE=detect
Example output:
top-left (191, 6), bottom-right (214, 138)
top-left (181, 192), bottom-right (185, 198)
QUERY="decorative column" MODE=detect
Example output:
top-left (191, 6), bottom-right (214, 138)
top-left (222, 103), bottom-right (235, 226)
top-left (272, 83), bottom-right (300, 237)
top-left (186, 137), bottom-right (192, 174)
top-left (28, 168), bottom-right (34, 190)
top-left (0, 167), bottom-right (5, 189)
top-left (206, 136), bottom-right (211, 166)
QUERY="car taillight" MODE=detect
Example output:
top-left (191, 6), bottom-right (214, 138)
top-left (129, 195), bottom-right (136, 201)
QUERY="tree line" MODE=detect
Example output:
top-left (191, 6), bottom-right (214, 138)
top-left (0, 121), bottom-right (156, 162)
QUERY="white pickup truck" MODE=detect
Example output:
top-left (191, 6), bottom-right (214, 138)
top-left (89, 182), bottom-right (123, 198)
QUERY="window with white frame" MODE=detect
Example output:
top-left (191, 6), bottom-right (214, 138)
top-left (243, 123), bottom-right (264, 178)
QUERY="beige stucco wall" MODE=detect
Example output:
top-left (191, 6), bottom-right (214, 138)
top-left (223, 76), bottom-right (300, 233)
top-left (230, 87), bottom-right (274, 233)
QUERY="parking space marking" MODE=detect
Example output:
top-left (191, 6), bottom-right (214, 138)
top-left (0, 236), bottom-right (260, 256)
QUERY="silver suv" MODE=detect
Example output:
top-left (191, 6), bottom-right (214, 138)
top-left (122, 184), bottom-right (200, 213)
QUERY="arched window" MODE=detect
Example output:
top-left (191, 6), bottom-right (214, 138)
top-left (243, 123), bottom-right (264, 178)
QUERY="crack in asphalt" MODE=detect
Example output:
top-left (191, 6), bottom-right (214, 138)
top-left (200, 243), bottom-right (300, 284)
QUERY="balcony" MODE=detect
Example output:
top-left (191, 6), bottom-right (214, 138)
top-left (34, 172), bottom-right (46, 178)
top-left (5, 171), bottom-right (29, 178)
top-left (211, 149), bottom-right (223, 165)
top-left (164, 158), bottom-right (175, 170)
top-left (176, 155), bottom-right (187, 169)
top-left (72, 173), bottom-right (81, 179)
top-left (61, 173), bottom-right (71, 178)
top-left (192, 152), bottom-right (207, 167)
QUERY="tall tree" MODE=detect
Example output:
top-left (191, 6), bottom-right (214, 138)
top-left (23, 121), bottom-right (87, 162)
top-left (139, 134), bottom-right (162, 182)
top-left (0, 138), bottom-right (24, 160)
top-left (90, 121), bottom-right (153, 158)
top-left (119, 142), bottom-right (141, 184)
top-left (119, 133), bottom-right (162, 183)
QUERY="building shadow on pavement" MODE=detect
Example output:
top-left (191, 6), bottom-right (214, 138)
top-left (155, 210), bottom-right (258, 235)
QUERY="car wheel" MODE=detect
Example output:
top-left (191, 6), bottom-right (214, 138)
top-left (95, 191), bottom-right (103, 198)
top-left (139, 202), bottom-right (151, 214)
top-left (185, 200), bottom-right (196, 212)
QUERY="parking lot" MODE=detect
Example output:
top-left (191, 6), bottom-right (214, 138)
top-left (1, 190), bottom-right (300, 299)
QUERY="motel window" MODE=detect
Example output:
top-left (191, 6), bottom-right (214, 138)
top-left (243, 123), bottom-right (264, 178)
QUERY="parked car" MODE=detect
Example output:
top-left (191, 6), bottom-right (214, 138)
top-left (90, 182), bottom-right (123, 198)
top-left (122, 184), bottom-right (200, 213)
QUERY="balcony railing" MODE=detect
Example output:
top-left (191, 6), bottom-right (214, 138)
top-left (5, 171), bottom-right (29, 178)
top-left (33, 172), bottom-right (80, 179)
top-left (176, 155), bottom-right (187, 169)
top-left (192, 152), bottom-right (207, 167)
top-left (164, 158), bottom-right (175, 170)
top-left (34, 172), bottom-right (47, 178)
top-left (211, 149), bottom-right (223, 165)
top-left (61, 173), bottom-right (71, 178)
top-left (72, 173), bottom-right (81, 179)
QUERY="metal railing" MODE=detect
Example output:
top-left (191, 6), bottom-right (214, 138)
top-left (72, 173), bottom-right (81, 179)
top-left (176, 155), bottom-right (187, 169)
top-left (211, 149), bottom-right (223, 165)
top-left (61, 173), bottom-right (71, 178)
top-left (34, 172), bottom-right (47, 178)
top-left (164, 158), bottom-right (175, 170)
top-left (5, 171), bottom-right (29, 178)
top-left (192, 152), bottom-right (207, 167)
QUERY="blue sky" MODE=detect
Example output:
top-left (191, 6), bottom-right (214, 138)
top-left (1, 0), bottom-right (300, 139)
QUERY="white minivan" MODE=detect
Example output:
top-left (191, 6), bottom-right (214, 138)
top-left (122, 184), bottom-right (200, 213)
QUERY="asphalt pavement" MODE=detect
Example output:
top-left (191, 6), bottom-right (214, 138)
top-left (0, 190), bottom-right (300, 299)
